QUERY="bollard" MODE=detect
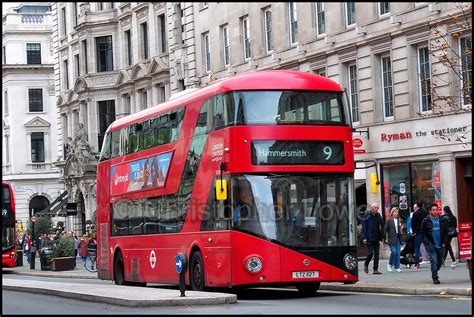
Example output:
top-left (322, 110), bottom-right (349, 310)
top-left (175, 253), bottom-right (188, 297)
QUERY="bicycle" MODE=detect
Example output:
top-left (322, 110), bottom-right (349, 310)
top-left (83, 250), bottom-right (97, 273)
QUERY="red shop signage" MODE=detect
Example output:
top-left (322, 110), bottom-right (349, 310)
top-left (458, 222), bottom-right (472, 260)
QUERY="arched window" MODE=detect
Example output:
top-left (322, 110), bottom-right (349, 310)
top-left (29, 195), bottom-right (50, 216)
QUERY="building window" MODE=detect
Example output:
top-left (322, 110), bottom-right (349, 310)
top-left (178, 79), bottom-right (185, 91)
top-left (159, 86), bottom-right (166, 103)
top-left (315, 68), bottom-right (326, 77)
top-left (141, 89), bottom-right (148, 110)
top-left (96, 36), bottom-right (113, 72)
top-left (63, 59), bottom-right (69, 90)
top-left (28, 89), bottom-right (43, 112)
top-left (345, 2), bottom-right (356, 27)
top-left (417, 46), bottom-right (431, 112)
top-left (123, 94), bottom-right (131, 115)
top-left (74, 54), bottom-right (80, 79)
top-left (348, 63), bottom-right (359, 123)
top-left (61, 7), bottom-right (67, 37)
top-left (378, 2), bottom-right (390, 16)
top-left (125, 30), bottom-right (132, 66)
top-left (288, 3), bottom-right (298, 44)
top-left (157, 14), bottom-right (167, 54)
top-left (221, 24), bottom-right (230, 66)
top-left (175, 4), bottom-right (184, 45)
top-left (73, 3), bottom-right (78, 27)
top-left (460, 36), bottom-right (472, 106)
top-left (4, 90), bottom-right (8, 115)
top-left (382, 55), bottom-right (394, 119)
top-left (82, 40), bottom-right (88, 73)
top-left (203, 32), bottom-right (211, 72)
top-left (31, 132), bottom-right (45, 162)
top-left (242, 16), bottom-right (251, 59)
top-left (4, 135), bottom-right (10, 164)
top-left (3, 46), bottom-right (6, 64)
top-left (264, 8), bottom-right (273, 53)
top-left (98, 100), bottom-right (116, 151)
top-left (316, 3), bottom-right (325, 36)
top-left (381, 161), bottom-right (439, 221)
top-left (141, 22), bottom-right (148, 60)
top-left (26, 43), bottom-right (41, 64)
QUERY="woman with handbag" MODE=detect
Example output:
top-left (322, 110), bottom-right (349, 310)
top-left (384, 207), bottom-right (403, 272)
top-left (442, 206), bottom-right (458, 267)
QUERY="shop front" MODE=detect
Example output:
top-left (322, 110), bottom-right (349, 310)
top-left (354, 112), bottom-right (472, 257)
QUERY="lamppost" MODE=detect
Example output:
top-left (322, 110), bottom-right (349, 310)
top-left (30, 209), bottom-right (36, 239)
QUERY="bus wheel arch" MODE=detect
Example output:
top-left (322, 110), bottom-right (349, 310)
top-left (113, 249), bottom-right (126, 285)
top-left (189, 246), bottom-right (206, 291)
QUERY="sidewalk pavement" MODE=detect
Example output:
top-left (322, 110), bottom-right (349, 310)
top-left (3, 256), bottom-right (471, 307)
top-left (319, 259), bottom-right (472, 296)
top-left (3, 257), bottom-right (237, 307)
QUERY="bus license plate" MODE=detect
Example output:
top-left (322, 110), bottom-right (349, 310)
top-left (292, 271), bottom-right (319, 279)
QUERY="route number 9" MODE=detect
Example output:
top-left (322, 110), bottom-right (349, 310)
top-left (323, 146), bottom-right (332, 160)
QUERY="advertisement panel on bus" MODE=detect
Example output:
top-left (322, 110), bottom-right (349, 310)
top-left (110, 152), bottom-right (172, 196)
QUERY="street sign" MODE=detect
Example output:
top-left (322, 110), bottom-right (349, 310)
top-left (66, 203), bottom-right (78, 216)
top-left (175, 253), bottom-right (188, 297)
top-left (175, 253), bottom-right (187, 274)
top-left (31, 215), bottom-right (37, 222)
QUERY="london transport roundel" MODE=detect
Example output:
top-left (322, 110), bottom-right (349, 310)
top-left (150, 250), bottom-right (156, 269)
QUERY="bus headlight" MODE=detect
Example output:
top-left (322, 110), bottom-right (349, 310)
top-left (245, 256), bottom-right (263, 274)
top-left (343, 253), bottom-right (357, 271)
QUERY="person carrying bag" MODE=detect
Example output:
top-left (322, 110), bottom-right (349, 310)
top-left (442, 206), bottom-right (458, 267)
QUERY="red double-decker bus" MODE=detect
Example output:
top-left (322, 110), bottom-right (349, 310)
top-left (96, 70), bottom-right (357, 294)
top-left (2, 182), bottom-right (17, 268)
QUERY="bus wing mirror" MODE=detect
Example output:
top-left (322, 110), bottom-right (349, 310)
top-left (215, 179), bottom-right (227, 201)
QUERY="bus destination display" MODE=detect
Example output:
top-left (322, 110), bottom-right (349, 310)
top-left (251, 140), bottom-right (344, 165)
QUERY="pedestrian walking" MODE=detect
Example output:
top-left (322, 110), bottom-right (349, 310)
top-left (24, 235), bottom-right (31, 264)
top-left (442, 206), bottom-right (458, 267)
top-left (73, 232), bottom-right (79, 258)
top-left (362, 202), bottom-right (384, 274)
top-left (384, 207), bottom-right (403, 272)
top-left (420, 203), bottom-right (449, 284)
top-left (87, 233), bottom-right (98, 270)
top-left (29, 240), bottom-right (37, 270)
top-left (410, 200), bottom-right (428, 268)
top-left (78, 234), bottom-right (89, 267)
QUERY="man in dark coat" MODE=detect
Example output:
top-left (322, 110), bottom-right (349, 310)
top-left (362, 202), bottom-right (384, 274)
top-left (420, 203), bottom-right (449, 284)
top-left (410, 200), bottom-right (428, 268)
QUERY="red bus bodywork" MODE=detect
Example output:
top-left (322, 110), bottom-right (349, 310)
top-left (97, 70), bottom-right (358, 291)
top-left (2, 182), bottom-right (16, 268)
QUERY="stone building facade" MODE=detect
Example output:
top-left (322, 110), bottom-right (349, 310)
top-left (2, 3), bottom-right (66, 229)
top-left (52, 2), bottom-right (471, 254)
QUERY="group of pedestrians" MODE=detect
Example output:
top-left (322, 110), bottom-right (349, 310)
top-left (18, 230), bottom-right (97, 271)
top-left (362, 201), bottom-right (459, 284)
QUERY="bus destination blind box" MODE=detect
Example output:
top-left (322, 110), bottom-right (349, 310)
top-left (251, 140), bottom-right (345, 165)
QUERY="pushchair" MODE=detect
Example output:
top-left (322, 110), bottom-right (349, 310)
top-left (400, 235), bottom-right (416, 268)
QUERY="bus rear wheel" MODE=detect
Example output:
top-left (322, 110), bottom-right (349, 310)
top-left (296, 282), bottom-right (320, 296)
top-left (190, 251), bottom-right (206, 291)
top-left (114, 252), bottom-right (126, 285)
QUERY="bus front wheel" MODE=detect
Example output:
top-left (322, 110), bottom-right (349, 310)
top-left (190, 251), bottom-right (206, 291)
top-left (114, 252), bottom-right (126, 285)
top-left (296, 282), bottom-right (320, 296)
